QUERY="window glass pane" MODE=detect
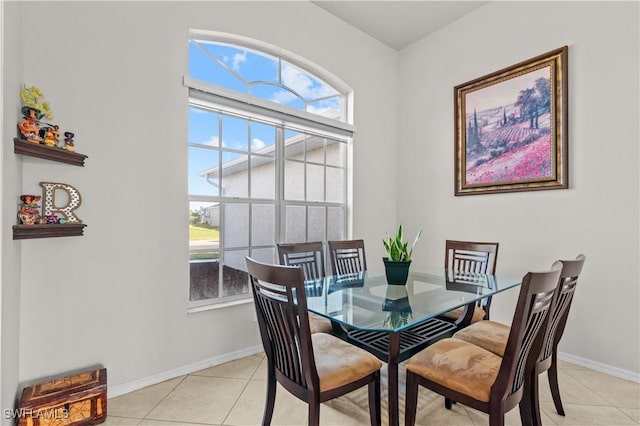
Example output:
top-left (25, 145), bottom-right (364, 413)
top-left (222, 115), bottom-right (249, 152)
top-left (251, 156), bottom-right (275, 199)
top-left (305, 136), bottom-right (325, 165)
top-left (189, 257), bottom-right (219, 301)
top-left (189, 41), bottom-right (246, 94)
top-left (307, 206), bottom-right (326, 242)
top-left (222, 249), bottom-right (249, 297)
top-left (231, 48), bottom-right (278, 83)
top-left (197, 42), bottom-right (278, 84)
top-left (220, 153), bottom-right (248, 197)
top-left (224, 203), bottom-right (249, 248)
top-left (281, 61), bottom-right (339, 100)
top-left (188, 107), bottom-right (219, 147)
top-left (285, 137), bottom-right (305, 161)
top-left (326, 139), bottom-right (345, 167)
top-left (327, 207), bottom-right (345, 241)
top-left (250, 121), bottom-right (276, 154)
top-left (285, 205), bottom-right (305, 243)
top-left (189, 201), bottom-right (220, 251)
top-left (326, 167), bottom-right (344, 203)
top-left (189, 199), bottom-right (221, 302)
top-left (251, 83), bottom-right (287, 106)
top-left (284, 160), bottom-right (304, 201)
top-left (306, 163), bottom-right (325, 202)
top-left (251, 247), bottom-right (275, 265)
top-left (307, 97), bottom-right (342, 120)
top-left (252, 204), bottom-right (275, 246)
top-left (189, 146), bottom-right (219, 197)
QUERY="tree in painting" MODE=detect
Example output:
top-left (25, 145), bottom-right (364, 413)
top-left (465, 69), bottom-right (553, 185)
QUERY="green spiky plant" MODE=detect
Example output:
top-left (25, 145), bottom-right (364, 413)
top-left (20, 84), bottom-right (53, 120)
top-left (383, 225), bottom-right (423, 262)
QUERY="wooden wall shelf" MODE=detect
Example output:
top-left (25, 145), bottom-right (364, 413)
top-left (13, 224), bottom-right (87, 240)
top-left (14, 138), bottom-right (88, 166)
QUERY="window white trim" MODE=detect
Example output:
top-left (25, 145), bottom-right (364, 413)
top-left (184, 77), bottom-right (355, 138)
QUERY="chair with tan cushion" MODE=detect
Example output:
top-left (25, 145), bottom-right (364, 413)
top-left (328, 239), bottom-right (367, 275)
top-left (441, 240), bottom-right (499, 325)
top-left (404, 264), bottom-right (561, 426)
top-left (246, 257), bottom-right (382, 426)
top-left (453, 255), bottom-right (586, 426)
top-left (277, 241), bottom-right (333, 334)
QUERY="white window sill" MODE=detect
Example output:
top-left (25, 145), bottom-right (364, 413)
top-left (187, 297), bottom-right (253, 314)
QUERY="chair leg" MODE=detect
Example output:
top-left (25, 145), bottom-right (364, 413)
top-left (404, 371), bottom-right (418, 426)
top-left (519, 369), bottom-right (535, 426)
top-left (489, 412), bottom-right (505, 426)
top-left (368, 372), bottom-right (381, 426)
top-left (530, 371), bottom-right (543, 426)
top-left (548, 351), bottom-right (565, 416)
top-left (308, 400), bottom-right (321, 426)
top-left (445, 398), bottom-right (455, 409)
top-left (262, 366), bottom-right (277, 426)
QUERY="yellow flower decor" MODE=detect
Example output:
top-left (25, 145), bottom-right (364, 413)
top-left (20, 84), bottom-right (53, 120)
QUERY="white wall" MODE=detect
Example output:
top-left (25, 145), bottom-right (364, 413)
top-left (11, 1), bottom-right (398, 391)
top-left (398, 1), bottom-right (639, 375)
top-left (1, 1), bottom-right (25, 419)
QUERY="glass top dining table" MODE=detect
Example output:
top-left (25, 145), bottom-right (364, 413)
top-left (303, 269), bottom-right (522, 426)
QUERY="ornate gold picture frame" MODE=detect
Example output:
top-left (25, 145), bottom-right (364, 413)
top-left (454, 46), bottom-right (568, 196)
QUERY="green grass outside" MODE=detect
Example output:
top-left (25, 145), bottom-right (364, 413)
top-left (190, 252), bottom-right (219, 261)
top-left (189, 224), bottom-right (220, 240)
top-left (189, 224), bottom-right (220, 261)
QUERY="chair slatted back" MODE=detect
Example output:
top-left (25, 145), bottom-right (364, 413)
top-left (277, 242), bottom-right (325, 280)
top-left (492, 264), bottom-right (561, 405)
top-left (445, 240), bottom-right (499, 274)
top-left (540, 255), bottom-right (586, 367)
top-left (445, 240), bottom-right (499, 315)
top-left (328, 240), bottom-right (367, 275)
top-left (246, 257), bottom-right (318, 392)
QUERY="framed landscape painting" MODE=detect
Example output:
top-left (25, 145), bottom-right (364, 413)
top-left (454, 46), bottom-right (568, 196)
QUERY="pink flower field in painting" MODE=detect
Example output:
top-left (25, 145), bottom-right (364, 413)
top-left (462, 69), bottom-right (554, 187)
top-left (466, 134), bottom-right (551, 185)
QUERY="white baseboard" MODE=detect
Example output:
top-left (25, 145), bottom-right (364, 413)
top-left (107, 346), bottom-right (639, 399)
top-left (558, 351), bottom-right (640, 383)
top-left (107, 345), bottom-right (264, 399)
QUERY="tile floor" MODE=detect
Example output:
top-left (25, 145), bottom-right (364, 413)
top-left (107, 353), bottom-right (639, 426)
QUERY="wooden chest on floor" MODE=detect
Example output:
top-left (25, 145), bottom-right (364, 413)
top-left (18, 368), bottom-right (107, 426)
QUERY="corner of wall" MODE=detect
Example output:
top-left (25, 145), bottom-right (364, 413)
top-left (1, 0), bottom-right (24, 422)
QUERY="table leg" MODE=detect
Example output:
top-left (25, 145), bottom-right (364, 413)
top-left (387, 332), bottom-right (400, 426)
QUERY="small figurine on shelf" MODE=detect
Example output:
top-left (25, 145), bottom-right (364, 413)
top-left (18, 84), bottom-right (53, 144)
top-left (45, 214), bottom-right (60, 224)
top-left (51, 125), bottom-right (61, 146)
top-left (40, 127), bottom-right (57, 147)
top-left (17, 194), bottom-right (42, 225)
top-left (17, 107), bottom-right (44, 143)
top-left (63, 131), bottom-right (75, 152)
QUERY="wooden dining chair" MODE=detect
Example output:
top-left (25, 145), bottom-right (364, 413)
top-left (404, 264), bottom-right (561, 426)
top-left (276, 242), bottom-right (333, 334)
top-left (441, 240), bottom-right (499, 324)
top-left (453, 255), bottom-right (586, 426)
top-left (327, 239), bottom-right (367, 275)
top-left (245, 257), bottom-right (382, 426)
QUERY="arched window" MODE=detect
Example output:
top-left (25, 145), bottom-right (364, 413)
top-left (186, 31), bottom-right (353, 307)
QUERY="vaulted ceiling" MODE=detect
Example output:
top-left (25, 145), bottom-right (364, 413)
top-left (312, 1), bottom-right (488, 51)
